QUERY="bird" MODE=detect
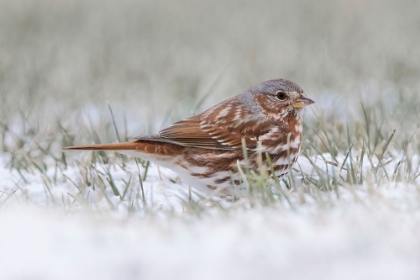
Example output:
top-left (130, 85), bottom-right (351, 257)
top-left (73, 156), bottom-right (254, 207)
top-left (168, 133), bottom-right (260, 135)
top-left (63, 79), bottom-right (314, 196)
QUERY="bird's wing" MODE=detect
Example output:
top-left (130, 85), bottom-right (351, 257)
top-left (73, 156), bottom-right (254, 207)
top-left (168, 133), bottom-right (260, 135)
top-left (135, 98), bottom-right (275, 150)
top-left (137, 115), bottom-right (224, 149)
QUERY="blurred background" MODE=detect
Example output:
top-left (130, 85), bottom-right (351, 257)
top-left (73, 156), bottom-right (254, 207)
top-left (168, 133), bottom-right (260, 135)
top-left (1, 0), bottom-right (419, 124)
top-left (1, 0), bottom-right (420, 179)
top-left (1, 1), bottom-right (420, 279)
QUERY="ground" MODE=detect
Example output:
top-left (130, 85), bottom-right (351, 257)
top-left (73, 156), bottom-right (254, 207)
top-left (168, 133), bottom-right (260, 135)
top-left (1, 0), bottom-right (420, 279)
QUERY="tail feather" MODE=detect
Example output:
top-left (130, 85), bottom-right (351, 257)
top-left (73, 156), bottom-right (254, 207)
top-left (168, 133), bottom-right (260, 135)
top-left (63, 140), bottom-right (183, 156)
top-left (62, 142), bottom-right (140, 151)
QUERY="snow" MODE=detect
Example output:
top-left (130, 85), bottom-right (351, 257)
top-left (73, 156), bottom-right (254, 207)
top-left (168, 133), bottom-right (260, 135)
top-left (1, 153), bottom-right (420, 280)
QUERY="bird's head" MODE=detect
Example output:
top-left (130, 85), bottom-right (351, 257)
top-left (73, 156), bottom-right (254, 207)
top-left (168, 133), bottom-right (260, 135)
top-left (250, 79), bottom-right (314, 120)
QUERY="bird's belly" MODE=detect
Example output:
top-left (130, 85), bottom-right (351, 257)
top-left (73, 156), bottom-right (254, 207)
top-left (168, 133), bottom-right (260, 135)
top-left (121, 150), bottom-right (231, 196)
top-left (122, 148), bottom-right (300, 197)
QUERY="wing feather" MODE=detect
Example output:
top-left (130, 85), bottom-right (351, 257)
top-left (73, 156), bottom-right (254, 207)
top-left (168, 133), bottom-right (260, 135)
top-left (134, 94), bottom-right (276, 150)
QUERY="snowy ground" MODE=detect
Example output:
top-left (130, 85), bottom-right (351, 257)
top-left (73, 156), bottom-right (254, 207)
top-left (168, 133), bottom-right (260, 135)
top-left (1, 0), bottom-right (420, 279)
top-left (1, 153), bottom-right (420, 280)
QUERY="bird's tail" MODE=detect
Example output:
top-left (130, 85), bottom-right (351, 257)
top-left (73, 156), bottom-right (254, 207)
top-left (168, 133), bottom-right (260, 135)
top-left (62, 142), bottom-right (141, 151)
top-left (62, 140), bottom-right (182, 157)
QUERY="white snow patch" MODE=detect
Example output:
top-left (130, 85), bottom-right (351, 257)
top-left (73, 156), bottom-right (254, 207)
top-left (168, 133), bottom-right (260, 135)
top-left (1, 153), bottom-right (420, 280)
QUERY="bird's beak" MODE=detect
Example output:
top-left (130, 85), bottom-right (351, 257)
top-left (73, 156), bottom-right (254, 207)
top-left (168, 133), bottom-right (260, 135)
top-left (293, 94), bottom-right (315, 109)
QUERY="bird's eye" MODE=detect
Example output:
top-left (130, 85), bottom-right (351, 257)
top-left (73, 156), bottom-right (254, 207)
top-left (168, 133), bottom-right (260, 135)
top-left (276, 91), bottom-right (288, 101)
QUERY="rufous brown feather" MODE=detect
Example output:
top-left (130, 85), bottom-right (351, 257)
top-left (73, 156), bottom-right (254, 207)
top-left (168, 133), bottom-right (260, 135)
top-left (63, 78), bottom-right (314, 196)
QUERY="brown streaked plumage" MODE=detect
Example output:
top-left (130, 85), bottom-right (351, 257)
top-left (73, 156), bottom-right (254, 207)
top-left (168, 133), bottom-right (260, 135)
top-left (63, 78), bottom-right (314, 196)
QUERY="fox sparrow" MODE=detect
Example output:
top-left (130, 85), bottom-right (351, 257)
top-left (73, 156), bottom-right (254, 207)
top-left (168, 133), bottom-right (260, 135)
top-left (64, 79), bottom-right (314, 196)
